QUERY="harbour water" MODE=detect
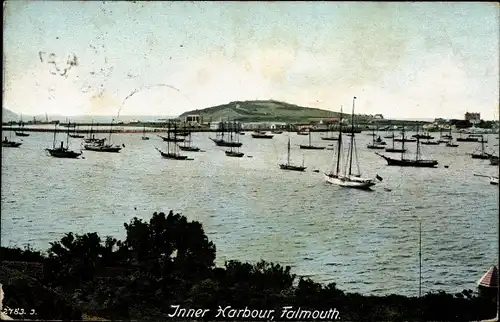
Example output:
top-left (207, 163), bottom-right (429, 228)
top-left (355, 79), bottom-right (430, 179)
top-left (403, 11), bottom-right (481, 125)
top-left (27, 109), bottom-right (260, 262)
top-left (1, 131), bottom-right (498, 296)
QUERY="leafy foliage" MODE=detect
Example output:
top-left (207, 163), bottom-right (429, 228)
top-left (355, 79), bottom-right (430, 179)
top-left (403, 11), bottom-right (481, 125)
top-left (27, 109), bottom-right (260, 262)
top-left (0, 210), bottom-right (496, 321)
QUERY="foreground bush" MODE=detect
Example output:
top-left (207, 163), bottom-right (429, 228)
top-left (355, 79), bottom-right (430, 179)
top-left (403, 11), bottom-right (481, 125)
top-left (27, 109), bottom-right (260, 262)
top-left (0, 211), bottom-right (496, 321)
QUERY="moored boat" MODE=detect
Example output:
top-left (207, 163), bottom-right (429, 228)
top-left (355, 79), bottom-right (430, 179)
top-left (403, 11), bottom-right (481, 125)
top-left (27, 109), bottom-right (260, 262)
top-left (324, 98), bottom-right (379, 190)
top-left (375, 124), bottom-right (438, 168)
top-left (279, 135), bottom-right (306, 172)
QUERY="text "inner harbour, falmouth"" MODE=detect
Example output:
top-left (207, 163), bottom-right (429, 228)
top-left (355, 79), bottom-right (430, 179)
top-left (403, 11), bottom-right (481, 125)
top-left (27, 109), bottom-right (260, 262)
top-left (168, 305), bottom-right (340, 320)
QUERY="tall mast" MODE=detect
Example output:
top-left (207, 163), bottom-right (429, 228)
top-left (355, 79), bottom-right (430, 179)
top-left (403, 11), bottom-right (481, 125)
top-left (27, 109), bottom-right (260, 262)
top-left (335, 106), bottom-right (343, 175)
top-left (308, 131), bottom-right (311, 146)
top-left (415, 124), bottom-right (421, 161)
top-left (481, 135), bottom-right (485, 154)
top-left (401, 125), bottom-right (406, 160)
top-left (167, 121), bottom-right (170, 153)
top-left (108, 119), bottom-right (113, 144)
top-left (66, 121), bottom-right (70, 148)
top-left (348, 97), bottom-right (356, 176)
top-left (52, 123), bottom-right (57, 149)
top-left (419, 221), bottom-right (422, 298)
top-left (287, 136), bottom-right (291, 165)
top-left (392, 126), bottom-right (395, 149)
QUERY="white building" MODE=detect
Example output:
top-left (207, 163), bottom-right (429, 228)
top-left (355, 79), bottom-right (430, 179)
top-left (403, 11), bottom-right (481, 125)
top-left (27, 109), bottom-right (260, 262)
top-left (185, 114), bottom-right (201, 125)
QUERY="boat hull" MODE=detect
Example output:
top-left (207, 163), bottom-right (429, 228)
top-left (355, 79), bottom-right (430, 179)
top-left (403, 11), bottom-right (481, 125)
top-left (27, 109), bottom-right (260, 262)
top-left (15, 132), bottom-right (30, 137)
top-left (279, 164), bottom-right (306, 172)
top-left (394, 138), bottom-right (417, 143)
top-left (251, 134), bottom-right (274, 139)
top-left (471, 154), bottom-right (490, 160)
top-left (141, 137), bottom-right (150, 140)
top-left (367, 145), bottom-right (385, 150)
top-left (69, 134), bottom-right (85, 138)
top-left (46, 148), bottom-right (81, 158)
top-left (225, 151), bottom-right (244, 157)
top-left (158, 135), bottom-right (185, 142)
top-left (84, 138), bottom-right (106, 144)
top-left (491, 177), bottom-right (499, 185)
top-left (321, 137), bottom-right (339, 141)
top-left (420, 141), bottom-right (440, 145)
top-left (210, 138), bottom-right (243, 147)
top-left (84, 145), bottom-right (122, 153)
top-left (490, 157), bottom-right (499, 166)
top-left (299, 145), bottom-right (325, 150)
top-left (385, 148), bottom-right (407, 153)
top-left (457, 138), bottom-right (478, 142)
top-left (324, 174), bottom-right (375, 189)
top-left (445, 143), bottom-right (459, 147)
top-left (178, 145), bottom-right (200, 152)
top-left (375, 153), bottom-right (438, 167)
top-left (2, 141), bottom-right (22, 148)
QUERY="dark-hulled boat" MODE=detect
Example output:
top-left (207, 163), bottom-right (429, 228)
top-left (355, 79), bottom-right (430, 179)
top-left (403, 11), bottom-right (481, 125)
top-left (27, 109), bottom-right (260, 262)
top-left (384, 127), bottom-right (407, 153)
top-left (156, 121), bottom-right (190, 160)
top-left (376, 125), bottom-right (438, 168)
top-left (46, 124), bottom-right (82, 158)
top-left (210, 121), bottom-right (243, 147)
top-left (83, 120), bottom-right (123, 153)
top-left (2, 137), bottom-right (22, 148)
top-left (2, 124), bottom-right (22, 148)
top-left (279, 135), bottom-right (306, 171)
top-left (299, 131), bottom-right (325, 150)
top-left (471, 135), bottom-right (490, 159)
top-left (251, 131), bottom-right (274, 139)
top-left (177, 124), bottom-right (201, 152)
top-left (225, 121), bottom-right (244, 157)
top-left (367, 125), bottom-right (386, 150)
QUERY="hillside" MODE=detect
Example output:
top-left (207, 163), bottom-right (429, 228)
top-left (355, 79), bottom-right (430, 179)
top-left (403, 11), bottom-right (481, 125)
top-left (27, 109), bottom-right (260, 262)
top-left (179, 100), bottom-right (363, 123)
top-left (2, 108), bottom-right (19, 122)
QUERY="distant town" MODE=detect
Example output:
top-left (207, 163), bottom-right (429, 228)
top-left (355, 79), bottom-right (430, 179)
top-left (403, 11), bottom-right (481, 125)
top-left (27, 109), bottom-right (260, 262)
top-left (3, 110), bottom-right (499, 134)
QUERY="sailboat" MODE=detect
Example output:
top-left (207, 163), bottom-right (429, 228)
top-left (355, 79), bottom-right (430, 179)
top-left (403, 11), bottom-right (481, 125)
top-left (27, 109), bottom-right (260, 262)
top-left (321, 123), bottom-right (339, 141)
top-left (300, 130), bottom-right (325, 149)
top-left (158, 121), bottom-right (185, 142)
top-left (324, 98), bottom-right (378, 190)
top-left (210, 121), bottom-right (243, 147)
top-left (367, 125), bottom-right (386, 150)
top-left (251, 128), bottom-right (274, 139)
top-left (2, 122), bottom-right (22, 147)
top-left (375, 124), bottom-right (438, 168)
top-left (470, 135), bottom-right (490, 159)
top-left (68, 122), bottom-right (85, 138)
top-left (46, 123), bottom-right (82, 158)
top-left (420, 130), bottom-right (440, 145)
top-left (83, 120), bottom-right (123, 153)
top-left (412, 132), bottom-right (433, 140)
top-left (141, 124), bottom-right (150, 140)
top-left (178, 124), bottom-right (201, 152)
top-left (225, 121), bottom-right (244, 157)
top-left (384, 126), bottom-right (407, 153)
top-left (155, 121), bottom-right (189, 160)
top-left (84, 121), bottom-right (106, 144)
top-left (15, 118), bottom-right (30, 137)
top-left (279, 135), bottom-right (306, 171)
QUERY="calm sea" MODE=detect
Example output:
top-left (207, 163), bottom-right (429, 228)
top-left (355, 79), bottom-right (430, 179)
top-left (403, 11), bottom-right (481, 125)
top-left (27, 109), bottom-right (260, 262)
top-left (1, 130), bottom-right (498, 296)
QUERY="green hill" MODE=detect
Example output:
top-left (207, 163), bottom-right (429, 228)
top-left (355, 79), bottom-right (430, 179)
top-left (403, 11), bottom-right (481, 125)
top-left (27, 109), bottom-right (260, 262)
top-left (179, 100), bottom-right (360, 123)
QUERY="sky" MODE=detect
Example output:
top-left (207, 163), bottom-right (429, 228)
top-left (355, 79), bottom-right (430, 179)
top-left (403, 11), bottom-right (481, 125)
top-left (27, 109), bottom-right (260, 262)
top-left (3, 1), bottom-right (499, 120)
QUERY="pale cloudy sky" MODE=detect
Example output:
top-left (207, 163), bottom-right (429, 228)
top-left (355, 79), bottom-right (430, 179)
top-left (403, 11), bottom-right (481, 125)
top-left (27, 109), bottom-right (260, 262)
top-left (3, 1), bottom-right (499, 120)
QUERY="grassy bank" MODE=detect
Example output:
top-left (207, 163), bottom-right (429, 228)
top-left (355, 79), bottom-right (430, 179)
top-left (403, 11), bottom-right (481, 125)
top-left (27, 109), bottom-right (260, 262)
top-left (0, 211), bottom-right (496, 321)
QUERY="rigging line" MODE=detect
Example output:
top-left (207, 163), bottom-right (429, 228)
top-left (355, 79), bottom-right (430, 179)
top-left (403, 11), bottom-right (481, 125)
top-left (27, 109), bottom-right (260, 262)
top-left (353, 138), bottom-right (361, 176)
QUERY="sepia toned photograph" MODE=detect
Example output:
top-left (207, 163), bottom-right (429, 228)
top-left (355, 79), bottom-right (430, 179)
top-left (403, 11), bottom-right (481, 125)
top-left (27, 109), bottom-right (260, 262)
top-left (1, 1), bottom-right (499, 321)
